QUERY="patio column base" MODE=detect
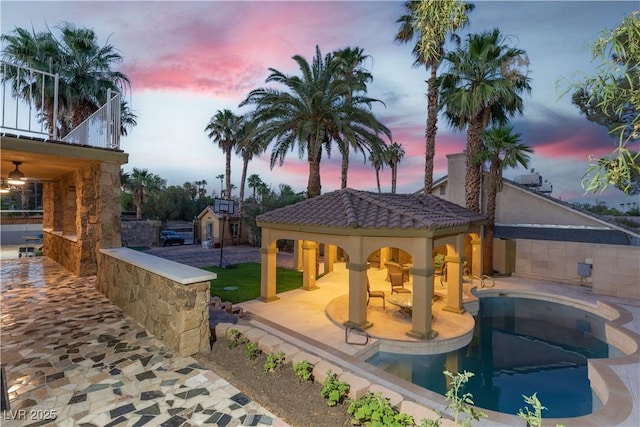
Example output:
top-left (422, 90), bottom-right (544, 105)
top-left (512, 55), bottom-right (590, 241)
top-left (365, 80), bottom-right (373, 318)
top-left (303, 285), bottom-right (319, 291)
top-left (406, 329), bottom-right (438, 340)
top-left (442, 305), bottom-right (466, 314)
top-left (258, 295), bottom-right (280, 302)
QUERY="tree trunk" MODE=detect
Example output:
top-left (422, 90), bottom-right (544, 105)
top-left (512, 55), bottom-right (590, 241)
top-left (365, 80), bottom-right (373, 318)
top-left (225, 147), bottom-right (232, 199)
top-left (391, 162), bottom-right (397, 194)
top-left (424, 61), bottom-right (439, 195)
top-left (340, 145), bottom-right (349, 189)
top-left (375, 167), bottom-right (381, 193)
top-left (307, 146), bottom-right (322, 198)
top-left (483, 163), bottom-right (500, 275)
top-left (134, 186), bottom-right (144, 220)
top-left (465, 114), bottom-right (484, 213)
top-left (237, 157), bottom-right (249, 245)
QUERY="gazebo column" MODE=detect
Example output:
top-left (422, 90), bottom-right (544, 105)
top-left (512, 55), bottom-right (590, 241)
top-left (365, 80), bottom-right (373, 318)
top-left (407, 268), bottom-right (437, 340)
top-left (443, 255), bottom-right (465, 313)
top-left (259, 246), bottom-right (279, 302)
top-left (471, 237), bottom-right (482, 278)
top-left (345, 262), bottom-right (372, 329)
top-left (302, 240), bottom-right (318, 291)
top-left (379, 247), bottom-right (390, 270)
top-left (324, 244), bottom-right (337, 273)
top-left (293, 240), bottom-right (303, 271)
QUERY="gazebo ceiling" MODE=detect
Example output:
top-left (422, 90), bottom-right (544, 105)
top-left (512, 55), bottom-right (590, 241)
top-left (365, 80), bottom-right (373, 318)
top-left (257, 188), bottom-right (486, 233)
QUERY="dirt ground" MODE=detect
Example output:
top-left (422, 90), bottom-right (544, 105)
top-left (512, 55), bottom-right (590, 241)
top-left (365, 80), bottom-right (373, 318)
top-left (196, 335), bottom-right (352, 427)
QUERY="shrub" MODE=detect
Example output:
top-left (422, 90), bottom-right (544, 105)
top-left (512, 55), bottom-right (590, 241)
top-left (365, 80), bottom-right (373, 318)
top-left (320, 370), bottom-right (350, 407)
top-left (244, 341), bottom-right (261, 360)
top-left (518, 393), bottom-right (565, 427)
top-left (227, 328), bottom-right (248, 349)
top-left (443, 370), bottom-right (486, 427)
top-left (263, 351), bottom-right (286, 372)
top-left (348, 391), bottom-right (415, 426)
top-left (293, 360), bottom-right (314, 382)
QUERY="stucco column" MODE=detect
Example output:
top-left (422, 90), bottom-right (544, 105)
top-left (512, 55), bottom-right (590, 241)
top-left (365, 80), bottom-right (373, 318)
top-left (259, 246), bottom-right (279, 302)
top-left (379, 247), bottom-right (390, 270)
top-left (302, 240), bottom-right (318, 290)
top-left (408, 267), bottom-right (437, 340)
top-left (345, 262), bottom-right (372, 329)
top-left (471, 237), bottom-right (483, 278)
top-left (293, 240), bottom-right (303, 271)
top-left (443, 255), bottom-right (465, 313)
top-left (324, 244), bottom-right (337, 273)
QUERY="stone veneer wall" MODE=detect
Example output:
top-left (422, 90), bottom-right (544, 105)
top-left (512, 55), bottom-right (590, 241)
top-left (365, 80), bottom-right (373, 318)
top-left (42, 162), bottom-right (121, 276)
top-left (514, 239), bottom-right (639, 300)
top-left (97, 252), bottom-right (211, 357)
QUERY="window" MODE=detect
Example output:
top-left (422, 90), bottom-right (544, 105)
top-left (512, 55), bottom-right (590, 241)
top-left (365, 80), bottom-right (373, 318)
top-left (439, 184), bottom-right (446, 196)
top-left (230, 223), bottom-right (239, 237)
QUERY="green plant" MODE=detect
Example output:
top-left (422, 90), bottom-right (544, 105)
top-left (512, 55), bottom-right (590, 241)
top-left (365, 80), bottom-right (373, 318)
top-left (320, 370), bottom-right (350, 407)
top-left (244, 341), bottom-right (261, 360)
top-left (263, 351), bottom-right (286, 372)
top-left (227, 328), bottom-right (248, 349)
top-left (443, 370), bottom-right (487, 427)
top-left (293, 360), bottom-right (314, 382)
top-left (348, 391), bottom-right (415, 426)
top-left (418, 417), bottom-right (442, 427)
top-left (518, 393), bottom-right (565, 427)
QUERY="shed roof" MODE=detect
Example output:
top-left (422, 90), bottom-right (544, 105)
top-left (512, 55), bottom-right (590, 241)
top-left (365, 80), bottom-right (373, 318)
top-left (257, 188), bottom-right (485, 231)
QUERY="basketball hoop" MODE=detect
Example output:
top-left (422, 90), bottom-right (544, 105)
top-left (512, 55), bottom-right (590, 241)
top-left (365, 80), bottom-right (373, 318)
top-left (213, 199), bottom-right (235, 268)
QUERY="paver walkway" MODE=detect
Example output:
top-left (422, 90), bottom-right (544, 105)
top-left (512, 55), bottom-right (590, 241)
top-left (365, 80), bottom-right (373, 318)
top-left (0, 257), bottom-right (286, 426)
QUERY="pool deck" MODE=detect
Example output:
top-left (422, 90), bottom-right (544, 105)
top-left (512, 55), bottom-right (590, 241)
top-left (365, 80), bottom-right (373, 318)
top-left (1, 248), bottom-right (638, 426)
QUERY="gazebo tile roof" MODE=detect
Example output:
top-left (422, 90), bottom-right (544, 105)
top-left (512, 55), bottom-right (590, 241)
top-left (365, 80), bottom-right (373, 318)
top-left (257, 188), bottom-right (485, 231)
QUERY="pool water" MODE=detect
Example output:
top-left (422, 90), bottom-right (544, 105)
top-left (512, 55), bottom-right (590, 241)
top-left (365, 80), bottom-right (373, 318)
top-left (366, 297), bottom-right (611, 418)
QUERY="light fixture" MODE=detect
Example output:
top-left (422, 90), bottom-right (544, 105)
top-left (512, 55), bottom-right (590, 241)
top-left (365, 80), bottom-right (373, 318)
top-left (7, 161), bottom-right (26, 186)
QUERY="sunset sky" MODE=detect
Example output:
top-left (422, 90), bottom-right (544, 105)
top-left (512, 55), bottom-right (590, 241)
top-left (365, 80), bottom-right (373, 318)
top-left (2, 0), bottom-right (638, 207)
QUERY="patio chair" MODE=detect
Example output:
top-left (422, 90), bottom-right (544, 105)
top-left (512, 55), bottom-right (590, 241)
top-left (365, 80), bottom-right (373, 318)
top-left (367, 279), bottom-right (385, 309)
top-left (390, 272), bottom-right (411, 294)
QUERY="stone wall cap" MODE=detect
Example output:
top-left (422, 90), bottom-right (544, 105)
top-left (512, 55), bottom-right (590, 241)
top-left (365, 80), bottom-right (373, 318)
top-left (100, 247), bottom-right (216, 285)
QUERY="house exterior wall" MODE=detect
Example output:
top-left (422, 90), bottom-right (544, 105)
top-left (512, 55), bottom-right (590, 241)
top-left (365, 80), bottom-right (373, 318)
top-left (197, 208), bottom-right (249, 246)
top-left (514, 239), bottom-right (639, 299)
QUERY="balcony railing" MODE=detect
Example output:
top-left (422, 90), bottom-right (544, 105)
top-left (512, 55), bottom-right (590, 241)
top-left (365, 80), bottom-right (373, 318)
top-left (1, 60), bottom-right (121, 150)
top-left (62, 89), bottom-right (121, 150)
top-left (0, 60), bottom-right (59, 140)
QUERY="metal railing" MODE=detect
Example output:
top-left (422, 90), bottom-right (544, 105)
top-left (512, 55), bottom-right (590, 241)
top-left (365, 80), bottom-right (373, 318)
top-left (62, 89), bottom-right (121, 149)
top-left (1, 60), bottom-right (59, 140)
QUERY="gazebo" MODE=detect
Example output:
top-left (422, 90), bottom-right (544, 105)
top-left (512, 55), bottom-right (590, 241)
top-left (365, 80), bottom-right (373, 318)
top-left (256, 189), bottom-right (486, 340)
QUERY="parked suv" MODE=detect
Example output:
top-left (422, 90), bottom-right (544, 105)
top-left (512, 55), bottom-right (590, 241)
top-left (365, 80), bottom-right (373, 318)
top-left (160, 230), bottom-right (184, 246)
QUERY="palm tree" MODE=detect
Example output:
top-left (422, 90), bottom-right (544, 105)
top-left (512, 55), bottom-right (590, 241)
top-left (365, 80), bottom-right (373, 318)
top-left (247, 174), bottom-right (263, 201)
top-left (395, 0), bottom-right (472, 195)
top-left (130, 168), bottom-right (165, 220)
top-left (369, 151), bottom-right (386, 193)
top-left (478, 125), bottom-right (532, 274)
top-left (332, 47), bottom-right (389, 189)
top-left (1, 24), bottom-right (134, 137)
top-left (241, 45), bottom-right (390, 198)
top-left (387, 142), bottom-right (405, 194)
top-left (205, 109), bottom-right (242, 199)
top-left (120, 100), bottom-right (138, 137)
top-left (439, 28), bottom-right (531, 212)
top-left (194, 180), bottom-right (208, 199)
top-left (235, 116), bottom-right (265, 244)
top-left (215, 174), bottom-right (224, 196)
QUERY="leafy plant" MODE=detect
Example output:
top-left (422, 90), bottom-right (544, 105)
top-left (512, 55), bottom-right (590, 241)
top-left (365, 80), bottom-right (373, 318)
top-left (244, 341), bottom-right (261, 360)
top-left (443, 370), bottom-right (487, 426)
top-left (293, 360), bottom-right (314, 382)
top-left (227, 328), bottom-right (248, 349)
top-left (518, 393), bottom-right (565, 427)
top-left (320, 370), bottom-right (350, 407)
top-left (263, 351), bottom-right (286, 372)
top-left (419, 417), bottom-right (443, 427)
top-left (348, 391), bottom-right (415, 426)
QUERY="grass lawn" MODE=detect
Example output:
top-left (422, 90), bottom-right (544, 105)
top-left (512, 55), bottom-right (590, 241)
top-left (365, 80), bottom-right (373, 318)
top-left (203, 262), bottom-right (302, 304)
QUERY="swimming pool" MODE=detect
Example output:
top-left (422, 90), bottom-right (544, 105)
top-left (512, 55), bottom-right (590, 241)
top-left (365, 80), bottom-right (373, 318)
top-left (366, 296), bottom-right (618, 418)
